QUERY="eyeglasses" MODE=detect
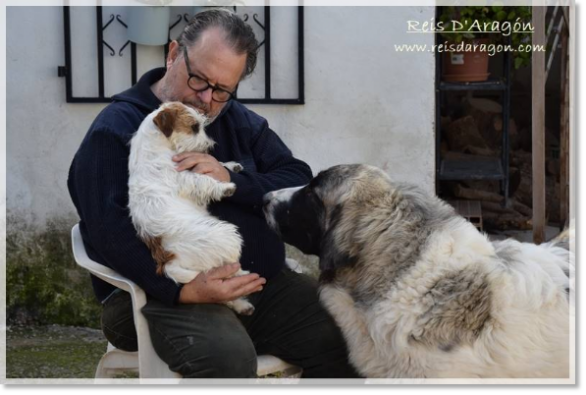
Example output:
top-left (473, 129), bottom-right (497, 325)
top-left (181, 46), bottom-right (236, 103)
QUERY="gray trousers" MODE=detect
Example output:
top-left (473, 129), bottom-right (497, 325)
top-left (101, 268), bottom-right (361, 378)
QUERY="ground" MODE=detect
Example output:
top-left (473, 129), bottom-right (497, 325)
top-left (5, 325), bottom-right (286, 379)
top-left (6, 325), bottom-right (108, 379)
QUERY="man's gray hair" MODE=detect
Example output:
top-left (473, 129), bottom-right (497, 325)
top-left (178, 8), bottom-right (259, 79)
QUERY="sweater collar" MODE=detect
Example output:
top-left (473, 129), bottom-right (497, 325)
top-left (111, 68), bottom-right (165, 113)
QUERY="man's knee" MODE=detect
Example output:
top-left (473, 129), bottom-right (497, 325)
top-left (101, 289), bottom-right (138, 351)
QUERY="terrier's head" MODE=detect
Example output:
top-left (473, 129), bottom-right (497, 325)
top-left (152, 102), bottom-right (214, 153)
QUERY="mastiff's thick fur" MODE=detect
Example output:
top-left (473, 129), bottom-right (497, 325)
top-left (263, 164), bottom-right (572, 378)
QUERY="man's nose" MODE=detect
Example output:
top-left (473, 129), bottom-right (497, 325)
top-left (197, 87), bottom-right (213, 104)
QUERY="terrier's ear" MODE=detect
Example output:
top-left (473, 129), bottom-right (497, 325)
top-left (153, 109), bottom-right (175, 138)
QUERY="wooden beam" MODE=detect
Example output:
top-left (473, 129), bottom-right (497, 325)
top-left (559, 25), bottom-right (569, 229)
top-left (532, 6), bottom-right (546, 244)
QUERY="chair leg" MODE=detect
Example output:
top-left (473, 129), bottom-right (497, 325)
top-left (95, 349), bottom-right (139, 378)
top-left (95, 354), bottom-right (117, 378)
top-left (257, 354), bottom-right (303, 378)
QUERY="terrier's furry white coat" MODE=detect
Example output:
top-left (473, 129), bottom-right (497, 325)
top-left (128, 102), bottom-right (254, 315)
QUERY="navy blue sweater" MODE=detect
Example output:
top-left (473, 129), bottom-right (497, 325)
top-left (67, 68), bottom-right (313, 305)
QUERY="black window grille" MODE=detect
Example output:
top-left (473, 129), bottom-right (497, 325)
top-left (58, 6), bottom-right (304, 104)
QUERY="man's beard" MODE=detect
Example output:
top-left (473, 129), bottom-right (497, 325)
top-left (182, 101), bottom-right (219, 126)
top-left (203, 113), bottom-right (219, 126)
top-left (189, 98), bottom-right (222, 124)
top-left (184, 102), bottom-right (219, 126)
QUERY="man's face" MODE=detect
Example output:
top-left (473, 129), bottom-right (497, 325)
top-left (157, 28), bottom-right (247, 123)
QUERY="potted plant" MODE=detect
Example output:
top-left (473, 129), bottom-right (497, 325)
top-left (127, 3), bottom-right (172, 46)
top-left (439, 6), bottom-right (532, 82)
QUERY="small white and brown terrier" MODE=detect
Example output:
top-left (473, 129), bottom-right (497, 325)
top-left (128, 102), bottom-right (254, 315)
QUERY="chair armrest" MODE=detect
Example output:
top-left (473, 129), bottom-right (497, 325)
top-left (71, 224), bottom-right (147, 308)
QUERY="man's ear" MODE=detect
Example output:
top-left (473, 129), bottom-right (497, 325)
top-left (153, 109), bottom-right (175, 138)
top-left (166, 40), bottom-right (180, 69)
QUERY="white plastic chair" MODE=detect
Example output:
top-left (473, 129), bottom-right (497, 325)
top-left (71, 224), bottom-right (302, 379)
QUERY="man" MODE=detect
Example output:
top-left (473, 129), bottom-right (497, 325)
top-left (68, 9), bottom-right (360, 378)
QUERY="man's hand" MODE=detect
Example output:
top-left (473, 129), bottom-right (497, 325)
top-left (178, 263), bottom-right (266, 304)
top-left (173, 152), bottom-right (231, 182)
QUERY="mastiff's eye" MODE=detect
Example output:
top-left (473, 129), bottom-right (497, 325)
top-left (306, 188), bottom-right (319, 200)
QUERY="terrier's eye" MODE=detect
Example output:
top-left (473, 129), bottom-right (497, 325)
top-left (191, 124), bottom-right (199, 134)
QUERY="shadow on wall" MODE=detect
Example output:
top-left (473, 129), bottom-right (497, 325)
top-left (6, 217), bottom-right (101, 328)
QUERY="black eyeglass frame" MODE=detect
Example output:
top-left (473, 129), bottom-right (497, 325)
top-left (181, 45), bottom-right (237, 103)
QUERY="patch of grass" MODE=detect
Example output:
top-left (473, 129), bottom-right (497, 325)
top-left (6, 325), bottom-right (107, 379)
top-left (7, 341), bottom-right (106, 379)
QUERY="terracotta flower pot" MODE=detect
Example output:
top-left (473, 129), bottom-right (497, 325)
top-left (442, 38), bottom-right (490, 82)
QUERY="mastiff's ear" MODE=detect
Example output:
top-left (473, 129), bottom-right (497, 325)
top-left (318, 204), bottom-right (357, 274)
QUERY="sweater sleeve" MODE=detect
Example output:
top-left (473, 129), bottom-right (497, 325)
top-left (71, 125), bottom-right (182, 305)
top-left (226, 120), bottom-right (313, 208)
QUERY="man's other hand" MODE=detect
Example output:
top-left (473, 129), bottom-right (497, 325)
top-left (178, 263), bottom-right (266, 304)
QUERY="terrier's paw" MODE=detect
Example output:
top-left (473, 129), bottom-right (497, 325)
top-left (237, 303), bottom-right (255, 316)
top-left (222, 161), bottom-right (244, 173)
top-left (230, 163), bottom-right (244, 173)
top-left (223, 183), bottom-right (237, 197)
top-left (229, 298), bottom-right (255, 316)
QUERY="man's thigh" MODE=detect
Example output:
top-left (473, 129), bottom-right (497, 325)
top-left (141, 299), bottom-right (257, 378)
top-left (240, 269), bottom-right (362, 378)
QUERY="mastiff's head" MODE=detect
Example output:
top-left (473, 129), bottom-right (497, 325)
top-left (263, 164), bottom-right (402, 274)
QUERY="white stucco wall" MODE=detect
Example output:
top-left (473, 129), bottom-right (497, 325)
top-left (6, 5), bottom-right (435, 230)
